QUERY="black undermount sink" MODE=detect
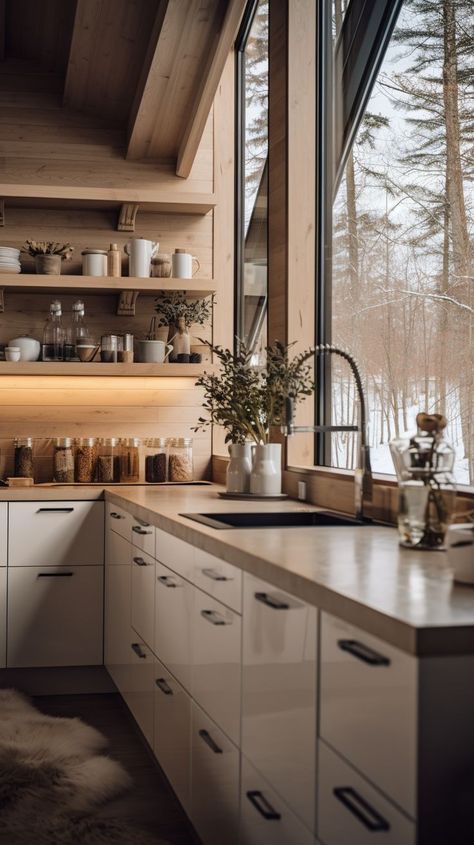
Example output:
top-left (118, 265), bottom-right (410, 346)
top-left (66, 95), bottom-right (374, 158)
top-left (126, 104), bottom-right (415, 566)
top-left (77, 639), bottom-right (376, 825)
top-left (182, 511), bottom-right (365, 530)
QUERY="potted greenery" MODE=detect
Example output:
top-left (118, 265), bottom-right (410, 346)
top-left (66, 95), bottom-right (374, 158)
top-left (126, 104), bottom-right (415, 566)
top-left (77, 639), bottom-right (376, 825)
top-left (194, 340), bottom-right (315, 495)
top-left (23, 241), bottom-right (74, 275)
top-left (154, 292), bottom-right (214, 361)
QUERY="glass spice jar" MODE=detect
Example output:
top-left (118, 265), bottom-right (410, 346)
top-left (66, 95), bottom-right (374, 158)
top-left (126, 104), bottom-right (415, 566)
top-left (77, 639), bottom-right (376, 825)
top-left (53, 437), bottom-right (74, 483)
top-left (145, 438), bottom-right (168, 483)
top-left (168, 437), bottom-right (193, 482)
top-left (119, 437), bottom-right (140, 483)
top-left (14, 437), bottom-right (34, 478)
top-left (97, 437), bottom-right (121, 483)
top-left (75, 437), bottom-right (98, 483)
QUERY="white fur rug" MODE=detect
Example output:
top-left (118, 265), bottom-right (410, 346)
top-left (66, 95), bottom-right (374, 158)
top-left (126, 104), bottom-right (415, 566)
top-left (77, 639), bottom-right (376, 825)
top-left (0, 690), bottom-right (166, 845)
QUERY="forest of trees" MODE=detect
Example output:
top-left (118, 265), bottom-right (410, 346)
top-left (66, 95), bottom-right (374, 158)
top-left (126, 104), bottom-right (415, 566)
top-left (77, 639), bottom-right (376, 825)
top-left (332, 0), bottom-right (474, 484)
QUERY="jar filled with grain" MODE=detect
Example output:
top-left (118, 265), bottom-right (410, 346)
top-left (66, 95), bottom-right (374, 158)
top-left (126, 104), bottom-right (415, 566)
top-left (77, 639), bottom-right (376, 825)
top-left (14, 437), bottom-right (34, 478)
top-left (75, 437), bottom-right (98, 483)
top-left (119, 437), bottom-right (140, 483)
top-left (97, 438), bottom-right (121, 483)
top-left (145, 438), bottom-right (168, 483)
top-left (168, 437), bottom-right (193, 482)
top-left (53, 438), bottom-right (74, 483)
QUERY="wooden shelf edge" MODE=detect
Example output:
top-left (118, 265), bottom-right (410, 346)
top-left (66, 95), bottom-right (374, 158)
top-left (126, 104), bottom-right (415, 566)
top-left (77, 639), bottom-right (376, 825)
top-left (0, 274), bottom-right (217, 296)
top-left (0, 362), bottom-right (212, 377)
top-left (0, 185), bottom-right (216, 214)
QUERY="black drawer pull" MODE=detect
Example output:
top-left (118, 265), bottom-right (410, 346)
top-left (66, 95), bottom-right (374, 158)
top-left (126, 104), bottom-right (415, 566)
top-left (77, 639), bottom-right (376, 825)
top-left (255, 592), bottom-right (289, 610)
top-left (155, 677), bottom-right (173, 696)
top-left (337, 639), bottom-right (390, 666)
top-left (202, 567), bottom-right (231, 582)
top-left (246, 790), bottom-right (281, 820)
top-left (333, 787), bottom-right (390, 832)
top-left (38, 572), bottom-right (74, 578)
top-left (110, 512), bottom-right (123, 519)
top-left (133, 556), bottom-right (147, 566)
top-left (132, 525), bottom-right (153, 535)
top-left (37, 508), bottom-right (74, 513)
top-left (131, 642), bottom-right (147, 659)
top-left (201, 609), bottom-right (229, 626)
top-left (157, 575), bottom-right (181, 588)
top-left (198, 729), bottom-right (222, 754)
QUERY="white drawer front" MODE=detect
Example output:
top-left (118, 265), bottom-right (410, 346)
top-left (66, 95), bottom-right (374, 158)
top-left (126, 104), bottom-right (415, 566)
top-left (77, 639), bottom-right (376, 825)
top-left (106, 502), bottom-right (132, 540)
top-left (0, 568), bottom-right (6, 668)
top-left (240, 756), bottom-right (315, 845)
top-left (9, 501), bottom-right (104, 567)
top-left (131, 548), bottom-right (155, 649)
top-left (0, 503), bottom-right (7, 566)
top-left (155, 527), bottom-right (194, 580)
top-left (153, 657), bottom-right (192, 813)
top-left (318, 741), bottom-right (415, 845)
top-left (194, 548), bottom-right (242, 613)
top-left (154, 561), bottom-right (193, 691)
top-left (190, 702), bottom-right (240, 845)
top-left (7, 565), bottom-right (103, 667)
top-left (131, 517), bottom-right (155, 557)
top-left (122, 630), bottom-right (154, 747)
top-left (106, 525), bottom-right (130, 566)
top-left (191, 590), bottom-right (241, 745)
top-left (320, 612), bottom-right (417, 818)
top-left (242, 574), bottom-right (317, 832)
top-left (104, 562), bottom-right (131, 692)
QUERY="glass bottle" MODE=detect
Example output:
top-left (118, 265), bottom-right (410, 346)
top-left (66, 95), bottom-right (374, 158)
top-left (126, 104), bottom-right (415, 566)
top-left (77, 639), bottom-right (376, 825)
top-left (14, 437), bottom-right (33, 478)
top-left (75, 437), bottom-right (98, 483)
top-left (97, 437), bottom-right (121, 483)
top-left (53, 438), bottom-right (75, 483)
top-left (171, 316), bottom-right (191, 363)
top-left (168, 437), bottom-right (193, 482)
top-left (145, 438), bottom-right (168, 483)
top-left (42, 300), bottom-right (64, 361)
top-left (65, 300), bottom-right (89, 361)
top-left (119, 437), bottom-right (140, 483)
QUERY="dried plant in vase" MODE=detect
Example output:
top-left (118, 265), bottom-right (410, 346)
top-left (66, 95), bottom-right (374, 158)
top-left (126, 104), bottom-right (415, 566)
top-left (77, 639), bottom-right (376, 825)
top-left (154, 292), bottom-right (214, 361)
top-left (23, 241), bottom-right (74, 276)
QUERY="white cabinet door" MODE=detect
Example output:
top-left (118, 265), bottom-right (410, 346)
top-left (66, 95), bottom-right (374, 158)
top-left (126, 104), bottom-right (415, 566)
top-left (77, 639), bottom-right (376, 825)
top-left (131, 548), bottom-right (155, 649)
top-left (0, 568), bottom-right (6, 668)
top-left (242, 574), bottom-right (317, 833)
top-left (191, 590), bottom-right (241, 745)
top-left (154, 657), bottom-right (192, 813)
top-left (106, 501), bottom-right (132, 540)
top-left (9, 501), bottom-right (104, 567)
top-left (240, 756), bottom-right (315, 845)
top-left (104, 559), bottom-right (131, 693)
top-left (154, 561), bottom-right (193, 691)
top-left (0, 502), bottom-right (7, 567)
top-left (155, 527), bottom-right (194, 580)
top-left (106, 527), bottom-right (130, 567)
top-left (190, 701), bottom-right (240, 845)
top-left (121, 629), bottom-right (154, 747)
top-left (194, 548), bottom-right (242, 613)
top-left (320, 612), bottom-right (417, 818)
top-left (131, 517), bottom-right (155, 557)
top-left (317, 741), bottom-right (415, 845)
top-left (7, 565), bottom-right (103, 667)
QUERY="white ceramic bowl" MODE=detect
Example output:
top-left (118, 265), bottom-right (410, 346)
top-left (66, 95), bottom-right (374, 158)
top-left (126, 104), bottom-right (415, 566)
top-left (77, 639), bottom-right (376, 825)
top-left (9, 337), bottom-right (41, 361)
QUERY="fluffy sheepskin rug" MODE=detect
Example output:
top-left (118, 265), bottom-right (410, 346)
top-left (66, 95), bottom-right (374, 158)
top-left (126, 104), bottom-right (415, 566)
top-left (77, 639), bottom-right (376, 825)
top-left (0, 689), bottom-right (165, 845)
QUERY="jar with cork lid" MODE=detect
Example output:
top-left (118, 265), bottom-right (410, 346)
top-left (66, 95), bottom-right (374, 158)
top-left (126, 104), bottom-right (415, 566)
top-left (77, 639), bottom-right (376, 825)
top-left (168, 438), bottom-right (193, 482)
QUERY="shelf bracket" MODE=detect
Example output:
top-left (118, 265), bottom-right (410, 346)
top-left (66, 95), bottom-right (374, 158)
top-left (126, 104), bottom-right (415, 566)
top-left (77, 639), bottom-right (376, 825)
top-left (117, 203), bottom-right (139, 232)
top-left (0, 200), bottom-right (4, 226)
top-left (117, 290), bottom-right (139, 316)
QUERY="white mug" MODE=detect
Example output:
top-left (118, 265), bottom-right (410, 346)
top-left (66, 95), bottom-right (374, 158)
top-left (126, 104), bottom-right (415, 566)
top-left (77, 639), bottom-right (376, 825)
top-left (138, 340), bottom-right (173, 363)
top-left (125, 238), bottom-right (159, 278)
top-left (172, 250), bottom-right (200, 279)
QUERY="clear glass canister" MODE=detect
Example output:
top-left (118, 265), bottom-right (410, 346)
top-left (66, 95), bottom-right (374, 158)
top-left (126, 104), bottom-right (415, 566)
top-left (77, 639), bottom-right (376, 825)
top-left (119, 437), bottom-right (141, 483)
top-left (145, 438), bottom-right (168, 483)
top-left (53, 437), bottom-right (74, 483)
top-left (14, 437), bottom-right (33, 478)
top-left (75, 437), bottom-right (98, 483)
top-left (168, 437), bottom-right (193, 482)
top-left (97, 437), bottom-right (121, 483)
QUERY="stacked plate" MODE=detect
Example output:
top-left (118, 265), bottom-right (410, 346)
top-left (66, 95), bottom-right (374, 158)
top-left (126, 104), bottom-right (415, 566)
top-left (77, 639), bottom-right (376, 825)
top-left (0, 246), bottom-right (20, 274)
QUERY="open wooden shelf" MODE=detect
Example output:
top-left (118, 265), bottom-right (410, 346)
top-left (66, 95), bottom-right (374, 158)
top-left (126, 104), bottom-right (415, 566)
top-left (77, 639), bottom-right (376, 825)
top-left (0, 274), bottom-right (216, 297)
top-left (1, 185), bottom-right (216, 215)
top-left (0, 362), bottom-right (210, 377)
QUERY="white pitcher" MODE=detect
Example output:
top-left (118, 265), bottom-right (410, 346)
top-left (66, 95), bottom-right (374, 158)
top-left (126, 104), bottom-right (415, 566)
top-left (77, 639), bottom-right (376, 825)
top-left (125, 238), bottom-right (159, 278)
top-left (227, 443), bottom-right (252, 493)
top-left (250, 443), bottom-right (282, 496)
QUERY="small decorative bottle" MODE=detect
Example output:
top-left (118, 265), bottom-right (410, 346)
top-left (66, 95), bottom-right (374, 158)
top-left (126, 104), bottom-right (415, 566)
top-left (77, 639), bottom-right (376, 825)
top-left (42, 300), bottom-right (64, 361)
top-left (390, 412), bottom-right (456, 549)
top-left (171, 316), bottom-right (191, 362)
top-left (107, 243), bottom-right (122, 278)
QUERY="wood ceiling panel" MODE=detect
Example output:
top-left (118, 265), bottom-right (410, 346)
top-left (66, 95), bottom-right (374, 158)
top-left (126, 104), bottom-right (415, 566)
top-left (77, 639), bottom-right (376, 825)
top-left (5, 0), bottom-right (76, 73)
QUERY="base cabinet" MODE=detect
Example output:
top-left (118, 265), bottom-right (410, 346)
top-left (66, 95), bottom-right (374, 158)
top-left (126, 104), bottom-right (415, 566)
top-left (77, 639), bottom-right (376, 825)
top-left (121, 628), bottom-right (154, 747)
top-left (7, 565), bottom-right (103, 667)
top-left (154, 657), bottom-right (192, 814)
top-left (104, 559), bottom-right (131, 691)
top-left (0, 568), bottom-right (6, 668)
top-left (154, 561), bottom-right (193, 692)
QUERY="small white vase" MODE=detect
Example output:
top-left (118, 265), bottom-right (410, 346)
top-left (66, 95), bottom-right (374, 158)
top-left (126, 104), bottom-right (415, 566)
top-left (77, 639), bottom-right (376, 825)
top-left (226, 443), bottom-right (252, 493)
top-left (250, 443), bottom-right (282, 496)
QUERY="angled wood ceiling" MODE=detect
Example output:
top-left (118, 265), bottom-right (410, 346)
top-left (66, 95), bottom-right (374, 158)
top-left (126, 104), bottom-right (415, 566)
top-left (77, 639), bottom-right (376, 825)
top-left (0, 0), bottom-right (246, 177)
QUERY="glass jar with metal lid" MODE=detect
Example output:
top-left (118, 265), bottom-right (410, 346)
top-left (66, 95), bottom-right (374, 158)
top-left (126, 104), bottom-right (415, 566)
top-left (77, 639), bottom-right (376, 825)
top-left (75, 437), bottom-right (98, 483)
top-left (145, 438), bottom-right (168, 483)
top-left (14, 437), bottom-right (34, 478)
top-left (53, 437), bottom-right (74, 483)
top-left (119, 437), bottom-right (141, 483)
top-left (168, 437), bottom-right (193, 482)
top-left (97, 437), bottom-right (121, 483)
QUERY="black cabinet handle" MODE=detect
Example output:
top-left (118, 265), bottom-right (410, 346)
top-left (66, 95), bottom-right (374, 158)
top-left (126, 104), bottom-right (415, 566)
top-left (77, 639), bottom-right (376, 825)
top-left (157, 575), bottom-right (181, 588)
top-left (155, 677), bottom-right (173, 696)
top-left (131, 642), bottom-right (147, 659)
top-left (37, 507), bottom-right (74, 513)
top-left (202, 567), bottom-right (231, 582)
top-left (110, 512), bottom-right (123, 519)
top-left (337, 639), bottom-right (390, 666)
top-left (246, 791), bottom-right (281, 820)
top-left (133, 556), bottom-right (147, 566)
top-left (255, 592), bottom-right (289, 610)
top-left (200, 609), bottom-right (229, 626)
top-left (38, 572), bottom-right (74, 577)
top-left (132, 525), bottom-right (153, 535)
top-left (333, 787), bottom-right (390, 831)
top-left (198, 729), bottom-right (223, 754)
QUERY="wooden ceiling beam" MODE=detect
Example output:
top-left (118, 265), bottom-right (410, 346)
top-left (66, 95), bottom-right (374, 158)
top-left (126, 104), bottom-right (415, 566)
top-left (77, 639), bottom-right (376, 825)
top-left (176, 0), bottom-right (247, 178)
top-left (62, 0), bottom-right (103, 111)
